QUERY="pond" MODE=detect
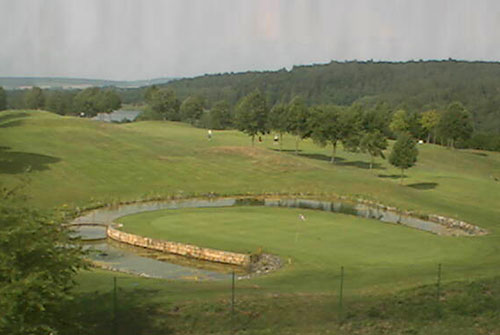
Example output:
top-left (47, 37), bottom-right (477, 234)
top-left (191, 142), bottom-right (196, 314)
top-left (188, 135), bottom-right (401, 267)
top-left (71, 197), bottom-right (470, 280)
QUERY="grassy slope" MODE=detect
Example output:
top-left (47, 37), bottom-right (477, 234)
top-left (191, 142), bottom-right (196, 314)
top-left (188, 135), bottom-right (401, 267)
top-left (2, 110), bottom-right (500, 333)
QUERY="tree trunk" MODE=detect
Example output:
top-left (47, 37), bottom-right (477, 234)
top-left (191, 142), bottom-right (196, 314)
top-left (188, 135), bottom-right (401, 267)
top-left (330, 142), bottom-right (337, 163)
top-left (370, 155), bottom-right (374, 170)
top-left (427, 133), bottom-right (431, 144)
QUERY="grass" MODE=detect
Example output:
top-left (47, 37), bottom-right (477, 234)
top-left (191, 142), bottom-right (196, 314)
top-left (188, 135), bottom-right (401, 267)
top-left (2, 109), bottom-right (500, 333)
top-left (116, 206), bottom-right (500, 295)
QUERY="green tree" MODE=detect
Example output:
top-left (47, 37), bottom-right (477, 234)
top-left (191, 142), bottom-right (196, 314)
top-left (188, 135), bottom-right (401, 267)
top-left (437, 102), bottom-right (473, 148)
top-left (149, 88), bottom-right (180, 121)
top-left (0, 87), bottom-right (6, 111)
top-left (268, 103), bottom-right (288, 151)
top-left (96, 89), bottom-right (121, 114)
top-left (406, 110), bottom-right (425, 140)
top-left (287, 96), bottom-right (311, 154)
top-left (144, 85), bottom-right (158, 103)
top-left (45, 91), bottom-right (75, 115)
top-left (308, 105), bottom-right (343, 163)
top-left (359, 130), bottom-right (388, 169)
top-left (207, 100), bottom-right (232, 129)
top-left (362, 103), bottom-right (391, 135)
top-left (341, 103), bottom-right (364, 152)
top-left (73, 87), bottom-right (101, 117)
top-left (389, 133), bottom-right (418, 184)
top-left (235, 89), bottom-right (269, 145)
top-left (0, 197), bottom-right (85, 335)
top-left (24, 87), bottom-right (45, 110)
top-left (420, 110), bottom-right (441, 143)
top-left (180, 96), bottom-right (204, 125)
top-left (389, 109), bottom-right (409, 135)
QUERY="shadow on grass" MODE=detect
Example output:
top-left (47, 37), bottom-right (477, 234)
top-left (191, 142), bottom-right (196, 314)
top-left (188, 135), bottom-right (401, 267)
top-left (271, 148), bottom-right (303, 153)
top-left (0, 111), bottom-right (30, 124)
top-left (378, 174), bottom-right (406, 179)
top-left (407, 182), bottom-right (438, 190)
top-left (65, 288), bottom-right (173, 335)
top-left (0, 120), bottom-right (25, 128)
top-left (298, 153), bottom-right (346, 163)
top-left (276, 150), bottom-right (386, 170)
top-left (336, 160), bottom-right (385, 170)
top-left (0, 147), bottom-right (61, 174)
top-left (471, 152), bottom-right (488, 157)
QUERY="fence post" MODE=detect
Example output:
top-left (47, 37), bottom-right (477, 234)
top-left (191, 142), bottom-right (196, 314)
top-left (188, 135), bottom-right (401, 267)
top-left (113, 276), bottom-right (118, 335)
top-left (339, 266), bottom-right (344, 321)
top-left (436, 263), bottom-right (442, 301)
top-left (231, 271), bottom-right (235, 332)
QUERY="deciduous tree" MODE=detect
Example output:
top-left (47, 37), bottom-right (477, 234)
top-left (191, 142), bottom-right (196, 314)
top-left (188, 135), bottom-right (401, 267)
top-left (359, 130), bottom-right (388, 169)
top-left (389, 133), bottom-right (418, 184)
top-left (235, 89), bottom-right (269, 145)
top-left (420, 110), bottom-right (441, 143)
top-left (437, 102), bottom-right (473, 148)
top-left (24, 87), bottom-right (45, 110)
top-left (206, 100), bottom-right (233, 129)
top-left (0, 87), bottom-right (6, 111)
top-left (148, 88), bottom-right (180, 121)
top-left (268, 103), bottom-right (288, 151)
top-left (308, 105), bottom-right (343, 163)
top-left (287, 96), bottom-right (311, 154)
top-left (389, 109), bottom-right (409, 135)
top-left (0, 196), bottom-right (86, 335)
top-left (180, 96), bottom-right (204, 125)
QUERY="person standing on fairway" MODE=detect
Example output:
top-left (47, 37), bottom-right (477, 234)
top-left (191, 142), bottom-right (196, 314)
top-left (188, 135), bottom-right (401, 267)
top-left (208, 129), bottom-right (212, 140)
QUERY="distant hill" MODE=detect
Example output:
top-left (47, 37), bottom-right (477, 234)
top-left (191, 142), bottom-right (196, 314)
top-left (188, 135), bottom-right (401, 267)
top-left (0, 76), bottom-right (177, 90)
top-left (161, 60), bottom-right (500, 133)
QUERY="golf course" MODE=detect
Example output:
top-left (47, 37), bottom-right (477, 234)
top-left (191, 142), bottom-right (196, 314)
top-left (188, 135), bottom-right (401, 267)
top-left (2, 109), bottom-right (500, 334)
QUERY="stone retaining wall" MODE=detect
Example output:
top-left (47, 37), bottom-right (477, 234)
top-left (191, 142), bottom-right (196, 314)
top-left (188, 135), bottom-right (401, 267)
top-left (106, 226), bottom-right (250, 266)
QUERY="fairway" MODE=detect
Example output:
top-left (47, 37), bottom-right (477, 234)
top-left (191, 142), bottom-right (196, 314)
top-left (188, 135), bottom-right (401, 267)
top-left (116, 205), bottom-right (499, 293)
top-left (2, 110), bottom-right (500, 323)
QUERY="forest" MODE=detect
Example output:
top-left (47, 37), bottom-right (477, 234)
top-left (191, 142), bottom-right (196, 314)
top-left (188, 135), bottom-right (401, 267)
top-left (2, 60), bottom-right (500, 151)
top-left (161, 60), bottom-right (500, 134)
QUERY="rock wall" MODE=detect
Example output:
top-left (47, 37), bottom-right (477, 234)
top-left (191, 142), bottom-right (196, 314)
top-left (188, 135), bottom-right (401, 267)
top-left (106, 226), bottom-right (250, 266)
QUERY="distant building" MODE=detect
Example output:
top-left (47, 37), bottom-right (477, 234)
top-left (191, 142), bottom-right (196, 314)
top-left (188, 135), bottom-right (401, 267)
top-left (92, 110), bottom-right (142, 123)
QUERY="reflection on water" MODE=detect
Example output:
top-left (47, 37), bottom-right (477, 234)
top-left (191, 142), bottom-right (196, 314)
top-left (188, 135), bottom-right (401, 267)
top-left (70, 225), bottom-right (107, 240)
top-left (82, 240), bottom-right (236, 280)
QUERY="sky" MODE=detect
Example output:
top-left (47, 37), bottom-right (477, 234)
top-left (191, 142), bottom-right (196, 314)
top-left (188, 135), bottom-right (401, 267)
top-left (1, 0), bottom-right (500, 81)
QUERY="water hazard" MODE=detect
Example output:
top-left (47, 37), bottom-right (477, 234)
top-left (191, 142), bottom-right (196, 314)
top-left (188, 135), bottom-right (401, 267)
top-left (71, 197), bottom-right (460, 280)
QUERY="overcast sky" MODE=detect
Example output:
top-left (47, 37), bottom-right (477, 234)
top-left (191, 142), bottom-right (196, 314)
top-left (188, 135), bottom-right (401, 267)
top-left (1, 0), bottom-right (500, 81)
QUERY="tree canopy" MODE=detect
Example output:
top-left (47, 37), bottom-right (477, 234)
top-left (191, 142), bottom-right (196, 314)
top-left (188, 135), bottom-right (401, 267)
top-left (235, 89), bottom-right (269, 145)
top-left (24, 87), bottom-right (45, 110)
top-left (437, 102), bottom-right (474, 147)
top-left (389, 133), bottom-right (419, 184)
top-left (0, 197), bottom-right (85, 335)
top-left (0, 87), bottom-right (6, 111)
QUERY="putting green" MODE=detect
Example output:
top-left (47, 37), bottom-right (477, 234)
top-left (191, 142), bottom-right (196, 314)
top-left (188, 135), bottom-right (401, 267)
top-left (117, 206), bottom-right (497, 293)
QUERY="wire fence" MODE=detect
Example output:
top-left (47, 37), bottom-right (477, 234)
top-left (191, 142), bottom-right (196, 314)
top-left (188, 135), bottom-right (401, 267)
top-left (99, 262), bottom-right (493, 334)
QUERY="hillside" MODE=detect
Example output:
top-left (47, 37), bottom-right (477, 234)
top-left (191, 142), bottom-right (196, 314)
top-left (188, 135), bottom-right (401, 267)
top-left (0, 76), bottom-right (176, 90)
top-left (1, 109), bottom-right (499, 226)
top-left (3, 109), bottom-right (500, 334)
top-left (162, 60), bottom-right (500, 133)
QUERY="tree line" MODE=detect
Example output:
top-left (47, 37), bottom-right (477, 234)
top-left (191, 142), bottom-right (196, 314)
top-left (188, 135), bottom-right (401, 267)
top-left (141, 87), bottom-right (480, 178)
top-left (0, 86), bottom-right (121, 117)
top-left (142, 85), bottom-right (485, 151)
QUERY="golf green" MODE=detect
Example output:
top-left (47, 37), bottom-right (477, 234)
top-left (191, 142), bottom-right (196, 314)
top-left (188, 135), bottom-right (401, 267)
top-left (116, 206), bottom-right (497, 293)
